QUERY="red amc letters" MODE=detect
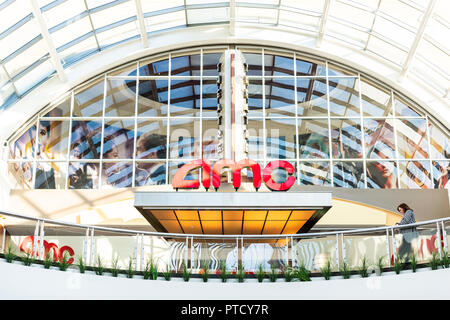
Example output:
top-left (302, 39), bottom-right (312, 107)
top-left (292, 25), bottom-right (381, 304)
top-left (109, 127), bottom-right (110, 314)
top-left (20, 236), bottom-right (75, 264)
top-left (172, 159), bottom-right (295, 191)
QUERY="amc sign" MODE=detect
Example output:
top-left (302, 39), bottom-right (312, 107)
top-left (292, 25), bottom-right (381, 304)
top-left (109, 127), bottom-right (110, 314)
top-left (172, 159), bottom-right (295, 191)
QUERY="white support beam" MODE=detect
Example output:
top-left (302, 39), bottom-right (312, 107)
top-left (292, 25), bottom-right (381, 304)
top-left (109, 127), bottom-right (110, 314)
top-left (230, 0), bottom-right (236, 36)
top-left (317, 0), bottom-right (331, 48)
top-left (399, 0), bottom-right (437, 80)
top-left (30, 0), bottom-right (66, 82)
top-left (134, 0), bottom-right (149, 48)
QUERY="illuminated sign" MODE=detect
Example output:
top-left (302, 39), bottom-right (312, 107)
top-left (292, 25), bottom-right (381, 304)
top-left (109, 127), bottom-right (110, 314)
top-left (172, 159), bottom-right (295, 191)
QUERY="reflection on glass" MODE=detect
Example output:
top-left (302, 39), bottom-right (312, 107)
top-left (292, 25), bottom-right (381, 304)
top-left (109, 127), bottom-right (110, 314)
top-left (35, 162), bottom-right (66, 189)
top-left (429, 123), bottom-right (450, 159)
top-left (101, 162), bottom-right (132, 188)
top-left (265, 78), bottom-right (295, 117)
top-left (137, 79), bottom-right (168, 116)
top-left (328, 77), bottom-right (360, 116)
top-left (298, 119), bottom-right (329, 159)
top-left (171, 54), bottom-right (201, 76)
top-left (432, 161), bottom-right (449, 189)
top-left (399, 161), bottom-right (431, 189)
top-left (170, 79), bottom-right (201, 117)
top-left (395, 95), bottom-right (421, 117)
top-left (139, 57), bottom-right (169, 76)
top-left (105, 78), bottom-right (136, 117)
top-left (296, 57), bottom-right (325, 76)
top-left (73, 78), bottom-right (104, 117)
top-left (135, 162), bottom-right (166, 186)
top-left (10, 125), bottom-right (35, 160)
top-left (297, 78), bottom-right (327, 116)
top-left (396, 118), bottom-right (428, 159)
top-left (364, 118), bottom-right (395, 159)
top-left (136, 119), bottom-right (167, 160)
top-left (203, 52), bottom-right (222, 76)
top-left (201, 79), bottom-right (219, 117)
top-left (202, 119), bottom-right (219, 159)
top-left (8, 162), bottom-right (33, 189)
top-left (331, 119), bottom-right (362, 159)
top-left (360, 78), bottom-right (392, 117)
top-left (169, 118), bottom-right (200, 159)
top-left (247, 79), bottom-right (263, 117)
top-left (71, 120), bottom-right (102, 159)
top-left (299, 161), bottom-right (331, 186)
top-left (266, 119), bottom-right (296, 159)
top-left (103, 120), bottom-right (135, 159)
top-left (168, 161), bottom-right (199, 184)
top-left (333, 161), bottom-right (364, 188)
top-left (247, 119), bottom-right (264, 159)
top-left (68, 162), bottom-right (99, 189)
top-left (42, 96), bottom-right (71, 117)
top-left (242, 51), bottom-right (262, 76)
top-left (366, 161), bottom-right (397, 189)
top-left (264, 54), bottom-right (294, 76)
top-left (36, 121), bottom-right (70, 160)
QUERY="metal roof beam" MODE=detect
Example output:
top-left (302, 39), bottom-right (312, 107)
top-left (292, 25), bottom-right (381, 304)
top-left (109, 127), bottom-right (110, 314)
top-left (134, 0), bottom-right (149, 48)
top-left (317, 0), bottom-right (331, 48)
top-left (399, 0), bottom-right (437, 80)
top-left (29, 0), bottom-right (66, 82)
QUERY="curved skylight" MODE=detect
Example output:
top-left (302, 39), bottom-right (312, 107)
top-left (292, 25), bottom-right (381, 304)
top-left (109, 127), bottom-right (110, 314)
top-left (0, 0), bottom-right (448, 111)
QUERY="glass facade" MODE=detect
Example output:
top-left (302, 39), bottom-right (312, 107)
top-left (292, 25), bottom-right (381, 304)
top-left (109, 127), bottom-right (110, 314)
top-left (6, 46), bottom-right (450, 190)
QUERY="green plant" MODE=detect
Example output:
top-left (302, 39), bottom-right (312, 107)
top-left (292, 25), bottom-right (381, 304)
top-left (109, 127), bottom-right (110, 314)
top-left (441, 250), bottom-right (449, 269)
top-left (22, 252), bottom-right (35, 266)
top-left (58, 251), bottom-right (70, 271)
top-left (219, 261), bottom-right (229, 283)
top-left (43, 251), bottom-right (53, 269)
top-left (111, 257), bottom-right (120, 277)
top-left (94, 256), bottom-right (105, 275)
top-left (236, 263), bottom-right (245, 283)
top-left (393, 255), bottom-right (404, 275)
top-left (77, 256), bottom-right (86, 274)
top-left (429, 251), bottom-right (440, 270)
top-left (377, 256), bottom-right (385, 275)
top-left (256, 264), bottom-right (265, 283)
top-left (181, 262), bottom-right (191, 282)
top-left (143, 259), bottom-right (152, 280)
top-left (268, 266), bottom-right (278, 282)
top-left (296, 262), bottom-right (311, 281)
top-left (126, 258), bottom-right (135, 279)
top-left (163, 265), bottom-right (172, 281)
top-left (283, 267), bottom-right (294, 282)
top-left (201, 262), bottom-right (210, 282)
top-left (4, 244), bottom-right (16, 263)
top-left (410, 252), bottom-right (418, 272)
top-left (320, 260), bottom-right (332, 280)
top-left (339, 261), bottom-right (351, 279)
top-left (358, 256), bottom-right (369, 278)
top-left (150, 259), bottom-right (158, 280)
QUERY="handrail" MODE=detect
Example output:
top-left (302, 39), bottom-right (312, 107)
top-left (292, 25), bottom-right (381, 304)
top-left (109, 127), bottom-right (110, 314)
top-left (1, 209), bottom-right (449, 240)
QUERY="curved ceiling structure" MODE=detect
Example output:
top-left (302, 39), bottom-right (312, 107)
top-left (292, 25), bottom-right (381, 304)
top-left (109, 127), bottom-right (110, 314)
top-left (0, 0), bottom-right (449, 143)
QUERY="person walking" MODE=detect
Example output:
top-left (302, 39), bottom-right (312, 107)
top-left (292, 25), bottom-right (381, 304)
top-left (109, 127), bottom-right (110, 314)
top-left (396, 203), bottom-right (417, 261)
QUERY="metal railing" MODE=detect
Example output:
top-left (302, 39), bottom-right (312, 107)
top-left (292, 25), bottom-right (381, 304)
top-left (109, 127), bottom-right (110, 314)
top-left (0, 209), bottom-right (449, 275)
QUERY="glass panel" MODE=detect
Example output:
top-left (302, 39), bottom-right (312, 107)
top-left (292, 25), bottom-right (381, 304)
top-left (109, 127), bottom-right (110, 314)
top-left (10, 125), bottom-right (36, 160)
top-left (135, 161), bottom-right (166, 186)
top-left (93, 230), bottom-right (137, 270)
top-left (264, 53), bottom-right (294, 76)
top-left (169, 118), bottom-right (200, 159)
top-left (298, 119), bottom-right (330, 159)
top-left (333, 161), bottom-right (364, 188)
top-left (360, 78), bottom-right (392, 117)
top-left (328, 77), bottom-right (360, 117)
top-left (293, 235), bottom-right (337, 272)
top-left (70, 120), bottom-right (102, 160)
top-left (35, 162), bottom-right (67, 189)
top-left (429, 123), bottom-right (450, 159)
top-left (265, 160), bottom-right (297, 185)
top-left (68, 162), bottom-right (100, 189)
top-left (201, 78), bottom-right (219, 117)
top-left (105, 78), bottom-right (136, 117)
top-left (247, 79), bottom-right (263, 117)
top-left (242, 239), bottom-right (287, 272)
top-left (331, 119), bottom-right (362, 159)
top-left (296, 56), bottom-right (325, 76)
top-left (242, 51), bottom-right (262, 76)
top-left (169, 79), bottom-right (201, 117)
top-left (366, 161), bottom-right (397, 189)
top-left (266, 119), bottom-right (297, 159)
top-left (202, 119), bottom-right (219, 159)
top-left (7, 162), bottom-right (34, 189)
top-left (297, 78), bottom-right (327, 116)
top-left (73, 78), bottom-right (105, 117)
top-left (432, 160), bottom-right (449, 189)
top-left (247, 119), bottom-right (264, 159)
top-left (398, 161), bottom-right (431, 189)
top-left (136, 119), bottom-right (167, 160)
top-left (193, 238), bottom-right (236, 272)
top-left (137, 79), bottom-right (168, 117)
top-left (394, 222), bottom-right (437, 264)
top-left (298, 161), bottom-right (331, 186)
top-left (168, 161), bottom-right (199, 184)
top-left (103, 119), bottom-right (135, 159)
top-left (171, 53), bottom-right (201, 76)
top-left (265, 78), bottom-right (295, 117)
top-left (36, 120), bottom-right (70, 160)
top-left (203, 51), bottom-right (222, 76)
top-left (101, 162), bottom-right (133, 188)
top-left (142, 235), bottom-right (181, 275)
top-left (396, 118), bottom-right (428, 159)
top-left (42, 96), bottom-right (71, 117)
top-left (364, 118), bottom-right (396, 159)
top-left (139, 56), bottom-right (169, 76)
top-left (394, 95), bottom-right (421, 117)
top-left (108, 63), bottom-right (138, 77)
top-left (343, 230), bottom-right (389, 270)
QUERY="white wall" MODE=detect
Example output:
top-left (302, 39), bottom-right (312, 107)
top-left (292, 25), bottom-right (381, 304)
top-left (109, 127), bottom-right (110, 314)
top-left (0, 258), bottom-right (449, 300)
